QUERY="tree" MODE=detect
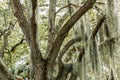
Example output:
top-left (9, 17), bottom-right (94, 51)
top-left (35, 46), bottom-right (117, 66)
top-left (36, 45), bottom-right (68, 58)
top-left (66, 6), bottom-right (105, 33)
top-left (12, 0), bottom-right (96, 80)
top-left (0, 0), bottom-right (120, 80)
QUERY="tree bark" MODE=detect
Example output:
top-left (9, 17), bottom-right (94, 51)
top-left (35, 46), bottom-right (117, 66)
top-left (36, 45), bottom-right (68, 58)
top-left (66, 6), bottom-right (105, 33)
top-left (13, 0), bottom-right (96, 80)
top-left (13, 0), bottom-right (47, 80)
top-left (47, 0), bottom-right (96, 72)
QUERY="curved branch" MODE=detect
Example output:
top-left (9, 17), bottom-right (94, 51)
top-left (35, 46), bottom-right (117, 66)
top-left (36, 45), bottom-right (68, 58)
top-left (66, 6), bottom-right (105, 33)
top-left (56, 15), bottom-right (106, 79)
top-left (47, 0), bottom-right (96, 65)
top-left (56, 3), bottom-right (80, 14)
top-left (56, 37), bottom-right (82, 79)
top-left (59, 36), bottom-right (81, 60)
top-left (89, 15), bottom-right (106, 39)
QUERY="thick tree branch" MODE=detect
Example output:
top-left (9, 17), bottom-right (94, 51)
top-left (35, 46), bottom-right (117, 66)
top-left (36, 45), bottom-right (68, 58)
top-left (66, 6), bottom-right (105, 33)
top-left (47, 0), bottom-right (56, 54)
top-left (29, 0), bottom-right (44, 60)
top-left (29, 1), bottom-right (47, 79)
top-left (48, 0), bottom-right (96, 65)
top-left (13, 0), bottom-right (30, 42)
top-left (46, 0), bottom-right (57, 79)
top-left (13, 0), bottom-right (43, 58)
top-left (30, 0), bottom-right (37, 41)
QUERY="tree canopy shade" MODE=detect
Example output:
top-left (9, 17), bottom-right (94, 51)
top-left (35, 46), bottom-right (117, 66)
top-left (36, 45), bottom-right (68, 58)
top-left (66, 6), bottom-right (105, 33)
top-left (0, 0), bottom-right (120, 80)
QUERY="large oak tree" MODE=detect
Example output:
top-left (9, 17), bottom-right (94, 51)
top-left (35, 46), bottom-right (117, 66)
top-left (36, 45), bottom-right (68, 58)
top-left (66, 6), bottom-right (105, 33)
top-left (0, 0), bottom-right (119, 80)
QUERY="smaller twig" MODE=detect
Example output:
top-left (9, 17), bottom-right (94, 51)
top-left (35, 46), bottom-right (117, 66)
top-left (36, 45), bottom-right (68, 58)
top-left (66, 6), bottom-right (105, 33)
top-left (39, 4), bottom-right (49, 7)
top-left (89, 15), bottom-right (106, 39)
top-left (0, 20), bottom-right (17, 57)
top-left (93, 5), bottom-right (103, 15)
top-left (0, 20), bottom-right (17, 38)
top-left (39, 4), bottom-right (60, 7)
top-left (56, 3), bottom-right (81, 14)
top-left (99, 37), bottom-right (119, 47)
top-left (95, 1), bottom-right (105, 5)
top-left (78, 47), bottom-right (85, 62)
top-left (10, 38), bottom-right (25, 52)
top-left (4, 38), bottom-right (25, 54)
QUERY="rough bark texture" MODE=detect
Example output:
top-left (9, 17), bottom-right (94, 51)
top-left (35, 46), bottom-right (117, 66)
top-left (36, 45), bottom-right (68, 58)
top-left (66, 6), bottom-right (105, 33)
top-left (13, 0), bottom-right (47, 80)
top-left (46, 0), bottom-right (56, 79)
top-left (12, 0), bottom-right (96, 80)
top-left (47, 0), bottom-right (56, 54)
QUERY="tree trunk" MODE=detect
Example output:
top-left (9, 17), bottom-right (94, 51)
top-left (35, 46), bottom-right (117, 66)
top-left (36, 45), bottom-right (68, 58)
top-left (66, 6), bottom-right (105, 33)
top-left (12, 0), bottom-right (96, 80)
top-left (30, 43), bottom-right (47, 80)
